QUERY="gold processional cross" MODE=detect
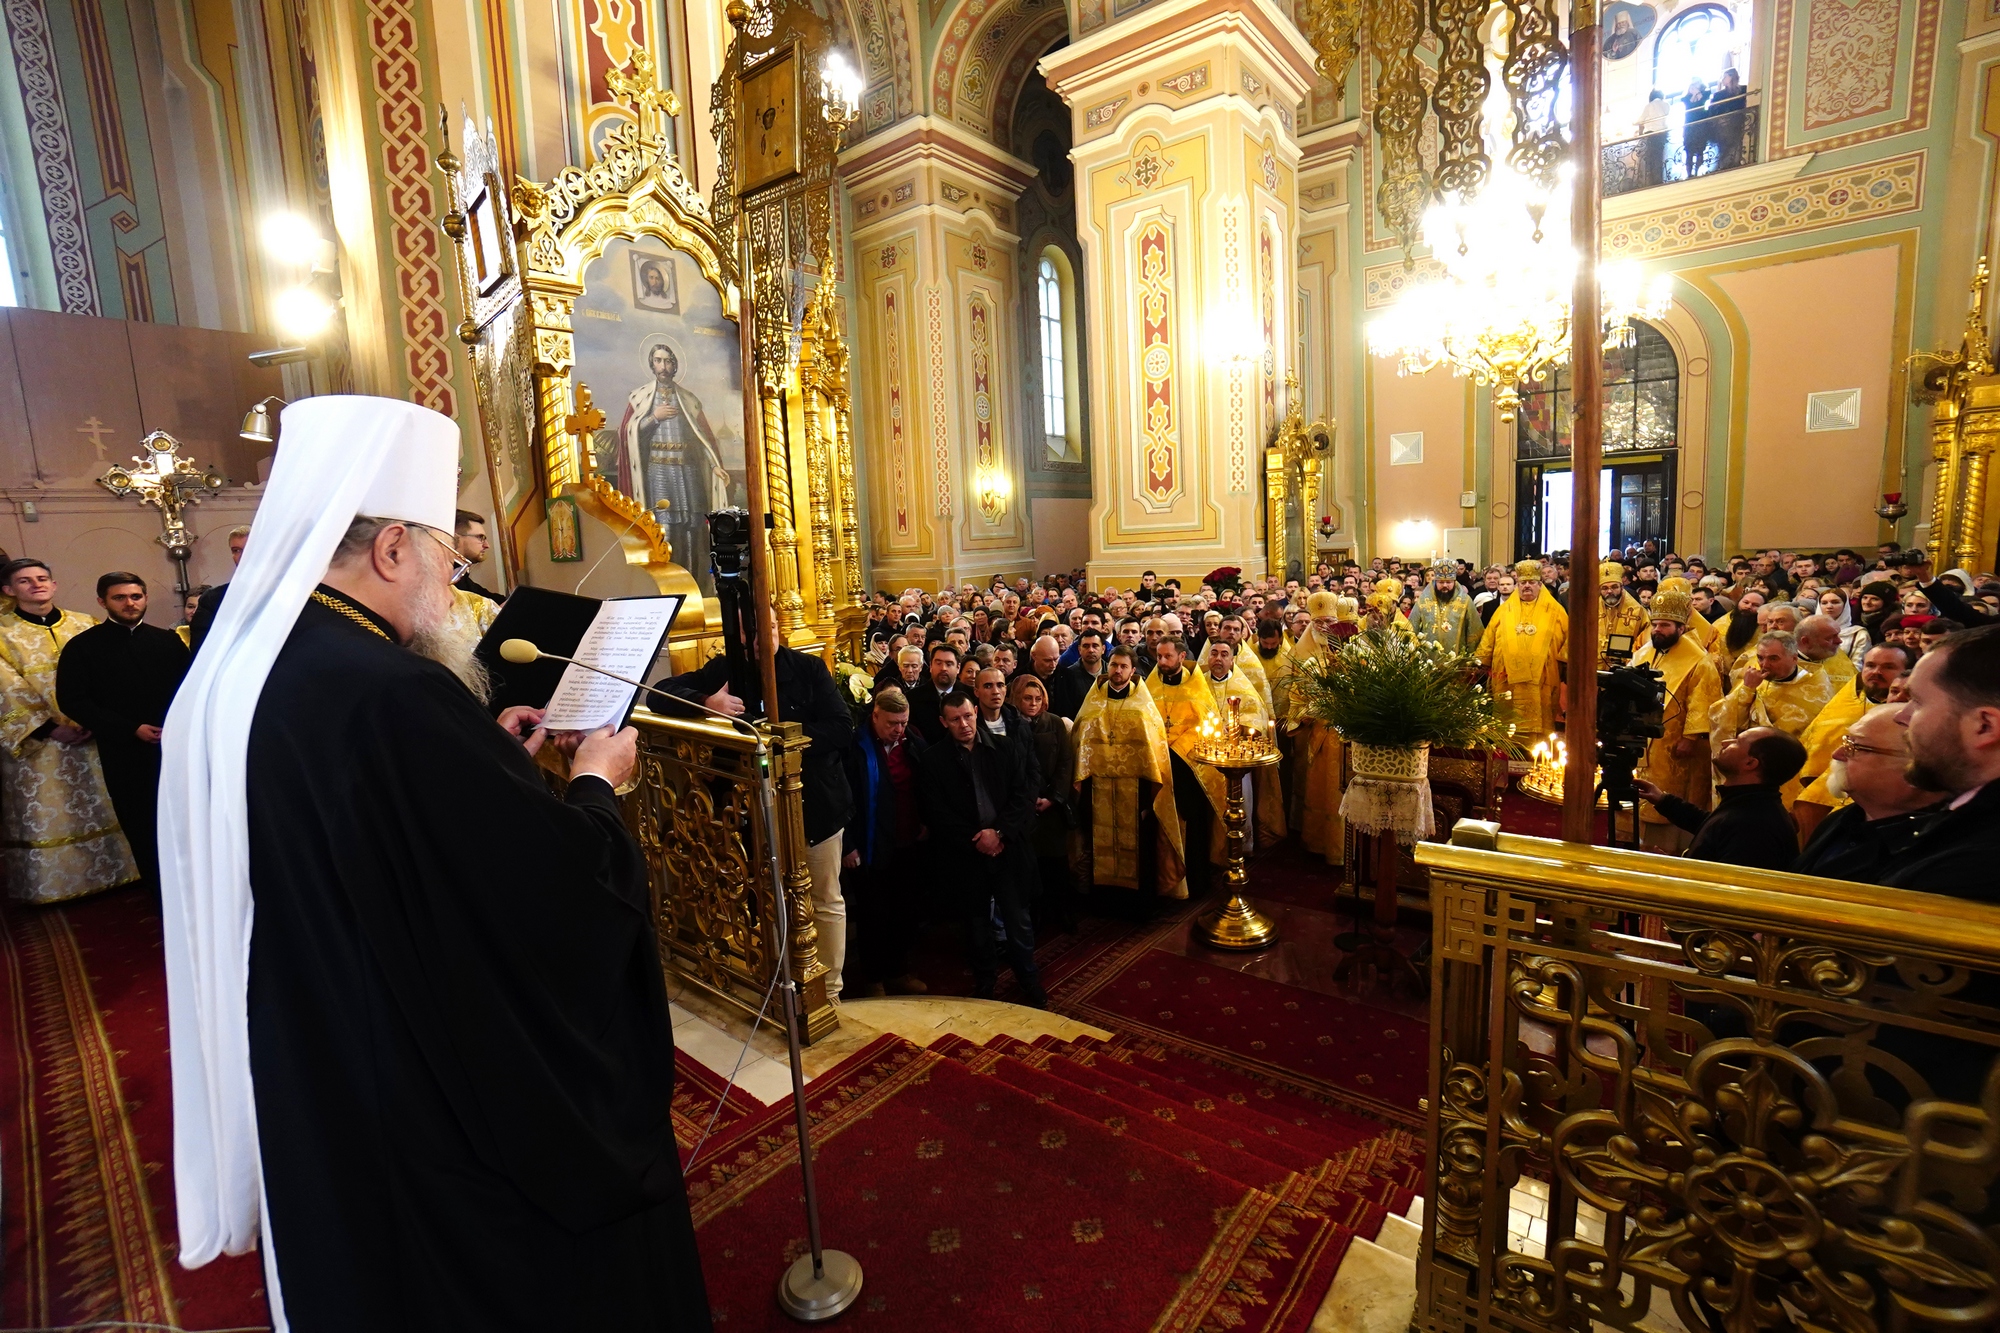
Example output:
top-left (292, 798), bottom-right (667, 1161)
top-left (97, 431), bottom-right (226, 596)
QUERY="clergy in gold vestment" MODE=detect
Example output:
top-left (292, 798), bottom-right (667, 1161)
top-left (1627, 590), bottom-right (1723, 855)
top-left (448, 585), bottom-right (500, 642)
top-left (1596, 561), bottom-right (1651, 667)
top-left (1657, 577), bottom-right (1715, 652)
top-left (1221, 613), bottom-right (1274, 717)
top-left (1073, 648), bottom-right (1186, 896)
top-left (1794, 615), bottom-right (1856, 691)
top-left (0, 560), bottom-right (138, 904)
top-left (1284, 592), bottom-right (1347, 865)
top-left (1476, 560), bottom-right (1569, 745)
top-left (1147, 638), bottom-right (1230, 869)
top-left (1408, 562), bottom-right (1482, 653)
top-left (1203, 639), bottom-right (1284, 846)
top-left (1708, 629), bottom-right (1836, 808)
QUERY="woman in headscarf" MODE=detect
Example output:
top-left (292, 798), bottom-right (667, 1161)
top-left (1816, 588), bottom-right (1871, 667)
top-left (1008, 672), bottom-right (1077, 928)
top-left (1854, 580), bottom-right (1895, 642)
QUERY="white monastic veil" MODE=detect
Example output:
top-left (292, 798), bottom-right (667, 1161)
top-left (158, 396), bottom-right (461, 1329)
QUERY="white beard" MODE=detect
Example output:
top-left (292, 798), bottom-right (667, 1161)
top-left (1823, 759), bottom-right (1849, 801)
top-left (404, 550), bottom-right (493, 704)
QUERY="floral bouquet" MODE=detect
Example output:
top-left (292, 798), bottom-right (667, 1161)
top-left (1203, 565), bottom-right (1244, 595)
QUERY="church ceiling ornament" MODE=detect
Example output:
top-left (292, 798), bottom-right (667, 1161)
top-left (1767, 0), bottom-right (1940, 156)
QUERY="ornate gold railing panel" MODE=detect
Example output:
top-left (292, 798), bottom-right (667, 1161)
top-left (1413, 828), bottom-right (2000, 1333)
top-left (628, 710), bottom-right (837, 1043)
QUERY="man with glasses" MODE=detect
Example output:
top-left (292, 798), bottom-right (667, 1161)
top-left (1792, 643), bottom-right (1912, 844)
top-left (451, 509), bottom-right (503, 604)
top-left (1793, 705), bottom-right (1942, 881)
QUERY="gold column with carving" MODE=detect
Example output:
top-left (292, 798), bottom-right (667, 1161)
top-left (799, 281), bottom-right (841, 638)
top-left (1916, 257), bottom-right (2000, 575)
top-left (1264, 373), bottom-right (1334, 580)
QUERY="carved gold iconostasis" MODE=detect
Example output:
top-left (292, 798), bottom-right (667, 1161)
top-left (440, 32), bottom-right (867, 662)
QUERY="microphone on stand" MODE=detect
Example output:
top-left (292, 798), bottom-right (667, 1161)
top-left (497, 639), bottom-right (752, 732)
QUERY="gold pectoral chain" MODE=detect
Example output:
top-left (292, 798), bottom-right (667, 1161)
top-left (310, 592), bottom-right (392, 642)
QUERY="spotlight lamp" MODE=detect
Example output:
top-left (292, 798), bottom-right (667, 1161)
top-left (240, 396), bottom-right (288, 444)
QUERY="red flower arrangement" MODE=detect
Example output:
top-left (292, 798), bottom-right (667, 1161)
top-left (1203, 565), bottom-right (1244, 593)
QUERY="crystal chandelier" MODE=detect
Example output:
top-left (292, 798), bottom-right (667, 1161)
top-left (1367, 92), bottom-right (1672, 422)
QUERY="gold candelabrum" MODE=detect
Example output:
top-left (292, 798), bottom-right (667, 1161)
top-left (1188, 697), bottom-right (1283, 951)
top-left (1519, 737), bottom-right (1608, 808)
top-left (97, 431), bottom-right (226, 596)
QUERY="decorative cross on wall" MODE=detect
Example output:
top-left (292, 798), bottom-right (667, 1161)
top-left (97, 431), bottom-right (226, 596)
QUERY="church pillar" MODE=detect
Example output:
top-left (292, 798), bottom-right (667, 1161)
top-left (843, 123), bottom-right (1037, 591)
top-left (1041, 0), bottom-right (1313, 585)
top-left (299, 0), bottom-right (470, 419)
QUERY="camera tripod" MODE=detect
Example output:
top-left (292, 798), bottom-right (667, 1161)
top-left (1594, 741), bottom-right (1648, 850)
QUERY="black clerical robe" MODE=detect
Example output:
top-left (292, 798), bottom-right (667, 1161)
top-left (55, 617), bottom-right (187, 883)
top-left (245, 590), bottom-right (707, 1332)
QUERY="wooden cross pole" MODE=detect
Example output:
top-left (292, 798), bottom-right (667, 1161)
top-left (1563, 0), bottom-right (1605, 844)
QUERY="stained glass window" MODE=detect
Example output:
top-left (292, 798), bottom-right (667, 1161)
top-left (1515, 321), bottom-right (1678, 460)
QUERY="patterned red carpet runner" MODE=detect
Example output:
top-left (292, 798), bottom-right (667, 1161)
top-left (1, 836), bottom-right (1431, 1330)
top-left (688, 1032), bottom-right (1418, 1332)
top-left (1, 888), bottom-right (267, 1330)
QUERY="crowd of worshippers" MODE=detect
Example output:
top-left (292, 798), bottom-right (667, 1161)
top-left (0, 511), bottom-right (504, 908)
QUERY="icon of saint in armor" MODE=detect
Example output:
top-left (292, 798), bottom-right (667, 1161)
top-left (617, 340), bottom-right (730, 577)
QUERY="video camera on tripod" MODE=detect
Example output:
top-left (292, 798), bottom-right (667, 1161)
top-left (1595, 658), bottom-right (1666, 846)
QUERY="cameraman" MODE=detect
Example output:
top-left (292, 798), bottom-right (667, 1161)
top-left (1631, 726), bottom-right (1806, 871)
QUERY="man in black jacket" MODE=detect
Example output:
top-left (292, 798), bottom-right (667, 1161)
top-left (840, 686), bottom-right (928, 998)
top-left (1632, 726), bottom-right (1806, 871)
top-left (906, 641), bottom-right (963, 745)
top-left (1794, 703), bottom-right (1941, 882)
top-left (917, 693), bottom-right (1048, 1006)
top-left (659, 615), bottom-right (856, 996)
top-left (55, 572), bottom-right (189, 886)
top-left (1887, 622), bottom-right (2000, 897)
top-left (1050, 628), bottom-right (1105, 719)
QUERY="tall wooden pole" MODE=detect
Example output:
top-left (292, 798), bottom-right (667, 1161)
top-left (1563, 4), bottom-right (1603, 843)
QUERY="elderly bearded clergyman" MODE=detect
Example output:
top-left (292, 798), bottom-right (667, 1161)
top-left (158, 397), bottom-right (709, 1332)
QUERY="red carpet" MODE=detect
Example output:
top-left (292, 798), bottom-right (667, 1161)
top-left (1, 887), bottom-right (269, 1330)
top-left (691, 1034), bottom-right (1359, 1331)
top-left (1052, 944), bottom-right (1431, 1127)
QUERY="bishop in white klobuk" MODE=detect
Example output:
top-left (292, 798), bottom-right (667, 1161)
top-left (159, 395), bottom-right (705, 1332)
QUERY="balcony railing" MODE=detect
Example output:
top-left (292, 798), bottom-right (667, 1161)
top-left (1411, 823), bottom-right (2000, 1333)
top-left (1602, 97), bottom-right (1760, 199)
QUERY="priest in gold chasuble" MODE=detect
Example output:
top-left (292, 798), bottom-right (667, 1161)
top-left (1285, 592), bottom-right (1348, 866)
top-left (1596, 560), bottom-right (1652, 668)
top-left (1409, 562), bottom-right (1482, 653)
top-left (1627, 589), bottom-right (1723, 855)
top-left (0, 559), bottom-right (138, 904)
top-left (1147, 637), bottom-right (1229, 871)
top-left (1708, 629), bottom-right (1836, 808)
top-left (1476, 560), bottom-right (1570, 745)
top-left (1203, 639), bottom-right (1285, 846)
top-left (1073, 647), bottom-right (1186, 896)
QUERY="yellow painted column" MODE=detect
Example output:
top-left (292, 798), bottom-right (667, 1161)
top-left (1042, 0), bottom-right (1314, 585)
top-left (843, 125), bottom-right (1036, 590)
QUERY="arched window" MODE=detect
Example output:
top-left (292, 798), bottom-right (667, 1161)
top-left (1653, 4), bottom-right (1738, 97)
top-left (1035, 247), bottom-right (1082, 464)
top-left (1037, 254), bottom-right (1065, 444)
top-left (1516, 321), bottom-right (1678, 461)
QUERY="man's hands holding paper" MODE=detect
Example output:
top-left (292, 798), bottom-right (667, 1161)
top-left (495, 706), bottom-right (638, 788)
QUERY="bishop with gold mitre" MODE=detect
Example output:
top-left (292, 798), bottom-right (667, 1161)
top-left (1475, 559), bottom-right (1570, 745)
top-left (1627, 587), bottom-right (1723, 855)
top-left (1073, 645), bottom-right (1186, 896)
top-left (1202, 637), bottom-right (1285, 847)
top-left (1283, 590), bottom-right (1348, 866)
top-left (1595, 560), bottom-right (1651, 667)
top-left (1408, 561), bottom-right (1483, 653)
top-left (1656, 575), bottom-right (1715, 651)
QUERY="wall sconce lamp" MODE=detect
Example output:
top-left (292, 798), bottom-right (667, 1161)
top-left (240, 395), bottom-right (289, 444)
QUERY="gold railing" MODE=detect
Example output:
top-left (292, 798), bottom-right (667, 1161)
top-left (1413, 826), bottom-right (2000, 1333)
top-left (627, 709), bottom-right (838, 1043)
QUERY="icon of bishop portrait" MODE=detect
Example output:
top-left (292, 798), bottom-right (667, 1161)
top-left (617, 339), bottom-right (732, 577)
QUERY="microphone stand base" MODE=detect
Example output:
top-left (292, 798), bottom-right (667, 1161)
top-left (778, 1250), bottom-right (863, 1322)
